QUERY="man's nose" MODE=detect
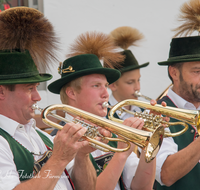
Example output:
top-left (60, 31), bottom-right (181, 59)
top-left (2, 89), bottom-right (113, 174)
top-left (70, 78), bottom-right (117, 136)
top-left (102, 86), bottom-right (109, 99)
top-left (134, 81), bottom-right (140, 91)
top-left (32, 89), bottom-right (41, 102)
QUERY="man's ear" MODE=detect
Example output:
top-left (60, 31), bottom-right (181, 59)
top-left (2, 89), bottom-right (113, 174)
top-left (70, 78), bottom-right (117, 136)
top-left (65, 86), bottom-right (76, 100)
top-left (109, 82), bottom-right (117, 92)
top-left (0, 85), bottom-right (6, 100)
top-left (168, 66), bottom-right (179, 82)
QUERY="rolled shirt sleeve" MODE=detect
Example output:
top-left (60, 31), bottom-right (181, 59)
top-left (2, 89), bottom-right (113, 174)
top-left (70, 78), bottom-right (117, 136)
top-left (123, 152), bottom-right (140, 190)
top-left (155, 133), bottom-right (178, 185)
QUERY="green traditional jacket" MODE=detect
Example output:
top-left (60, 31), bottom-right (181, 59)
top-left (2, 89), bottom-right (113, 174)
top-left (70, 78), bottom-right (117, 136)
top-left (0, 128), bottom-right (53, 181)
top-left (156, 96), bottom-right (200, 190)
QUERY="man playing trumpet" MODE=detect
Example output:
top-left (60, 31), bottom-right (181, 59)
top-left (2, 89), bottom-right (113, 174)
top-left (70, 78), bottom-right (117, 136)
top-left (0, 7), bottom-right (96, 190)
top-left (49, 31), bottom-right (157, 190)
top-left (155, 0), bottom-right (200, 189)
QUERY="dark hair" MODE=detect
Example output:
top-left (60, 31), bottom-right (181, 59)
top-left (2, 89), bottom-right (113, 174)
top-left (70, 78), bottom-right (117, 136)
top-left (3, 84), bottom-right (16, 91)
top-left (168, 62), bottom-right (184, 83)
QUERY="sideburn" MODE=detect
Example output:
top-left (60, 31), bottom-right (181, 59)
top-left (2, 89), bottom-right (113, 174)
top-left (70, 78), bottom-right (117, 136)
top-left (3, 84), bottom-right (16, 91)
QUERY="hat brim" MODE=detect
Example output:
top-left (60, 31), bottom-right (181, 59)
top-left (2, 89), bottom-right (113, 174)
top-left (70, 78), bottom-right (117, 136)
top-left (158, 58), bottom-right (200, 66)
top-left (0, 73), bottom-right (52, 84)
top-left (48, 68), bottom-right (121, 94)
top-left (119, 62), bottom-right (149, 73)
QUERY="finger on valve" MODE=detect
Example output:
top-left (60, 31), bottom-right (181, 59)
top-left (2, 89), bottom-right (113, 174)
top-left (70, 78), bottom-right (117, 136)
top-left (150, 99), bottom-right (169, 125)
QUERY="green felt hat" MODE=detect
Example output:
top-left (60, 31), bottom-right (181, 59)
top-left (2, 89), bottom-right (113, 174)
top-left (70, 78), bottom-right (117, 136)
top-left (48, 54), bottom-right (121, 94)
top-left (158, 36), bottom-right (200, 65)
top-left (115, 50), bottom-right (149, 73)
top-left (0, 50), bottom-right (52, 84)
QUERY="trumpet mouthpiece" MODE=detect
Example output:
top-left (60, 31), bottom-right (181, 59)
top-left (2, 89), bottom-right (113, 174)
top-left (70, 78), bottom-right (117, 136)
top-left (102, 102), bottom-right (112, 108)
top-left (134, 91), bottom-right (142, 97)
top-left (32, 104), bottom-right (38, 110)
top-left (32, 104), bottom-right (43, 112)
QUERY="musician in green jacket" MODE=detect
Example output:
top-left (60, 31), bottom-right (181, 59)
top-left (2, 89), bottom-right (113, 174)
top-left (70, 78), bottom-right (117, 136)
top-left (155, 0), bottom-right (200, 189)
top-left (49, 31), bottom-right (158, 190)
top-left (0, 7), bottom-right (96, 190)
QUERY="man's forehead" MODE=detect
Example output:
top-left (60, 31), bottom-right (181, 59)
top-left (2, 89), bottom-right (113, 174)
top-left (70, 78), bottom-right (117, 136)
top-left (82, 73), bottom-right (108, 82)
top-left (184, 61), bottom-right (200, 68)
top-left (16, 83), bottom-right (40, 87)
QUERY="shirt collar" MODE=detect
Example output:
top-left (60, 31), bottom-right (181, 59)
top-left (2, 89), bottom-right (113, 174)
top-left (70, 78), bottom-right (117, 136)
top-left (167, 87), bottom-right (200, 110)
top-left (0, 114), bottom-right (36, 137)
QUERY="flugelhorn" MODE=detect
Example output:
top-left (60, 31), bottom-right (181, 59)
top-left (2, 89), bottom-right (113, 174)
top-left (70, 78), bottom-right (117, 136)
top-left (32, 104), bottom-right (164, 163)
top-left (103, 99), bottom-right (200, 137)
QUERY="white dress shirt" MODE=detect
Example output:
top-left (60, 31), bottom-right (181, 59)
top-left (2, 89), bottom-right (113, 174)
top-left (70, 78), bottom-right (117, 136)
top-left (102, 94), bottom-right (143, 189)
top-left (167, 87), bottom-right (200, 110)
top-left (91, 148), bottom-right (139, 190)
top-left (155, 86), bottom-right (200, 185)
top-left (0, 115), bottom-right (73, 190)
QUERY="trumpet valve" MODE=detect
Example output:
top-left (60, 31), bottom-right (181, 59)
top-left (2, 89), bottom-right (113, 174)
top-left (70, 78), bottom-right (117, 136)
top-left (73, 118), bottom-right (99, 139)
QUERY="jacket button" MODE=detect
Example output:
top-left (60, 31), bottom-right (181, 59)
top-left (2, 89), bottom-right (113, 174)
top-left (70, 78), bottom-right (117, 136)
top-left (191, 129), bottom-right (195, 133)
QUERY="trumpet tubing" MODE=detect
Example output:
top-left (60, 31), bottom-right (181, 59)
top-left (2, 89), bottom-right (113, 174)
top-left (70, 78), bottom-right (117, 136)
top-left (32, 104), bottom-right (131, 153)
top-left (32, 104), bottom-right (164, 163)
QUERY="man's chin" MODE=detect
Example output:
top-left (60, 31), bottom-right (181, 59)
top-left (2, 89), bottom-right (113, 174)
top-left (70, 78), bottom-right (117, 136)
top-left (95, 110), bottom-right (107, 117)
top-left (132, 96), bottom-right (138, 100)
top-left (128, 95), bottom-right (138, 100)
top-left (29, 112), bottom-right (35, 119)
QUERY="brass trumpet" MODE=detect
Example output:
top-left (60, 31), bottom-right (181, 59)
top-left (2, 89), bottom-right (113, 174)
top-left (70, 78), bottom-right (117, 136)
top-left (103, 99), bottom-right (200, 137)
top-left (32, 104), bottom-right (164, 163)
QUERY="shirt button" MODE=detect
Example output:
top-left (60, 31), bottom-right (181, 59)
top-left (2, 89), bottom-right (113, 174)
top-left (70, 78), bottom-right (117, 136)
top-left (191, 129), bottom-right (195, 133)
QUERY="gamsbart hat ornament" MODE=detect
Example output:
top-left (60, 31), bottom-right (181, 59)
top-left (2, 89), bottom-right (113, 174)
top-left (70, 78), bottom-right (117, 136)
top-left (0, 7), bottom-right (60, 84)
top-left (48, 32), bottom-right (124, 94)
top-left (158, 0), bottom-right (200, 65)
top-left (109, 26), bottom-right (149, 73)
